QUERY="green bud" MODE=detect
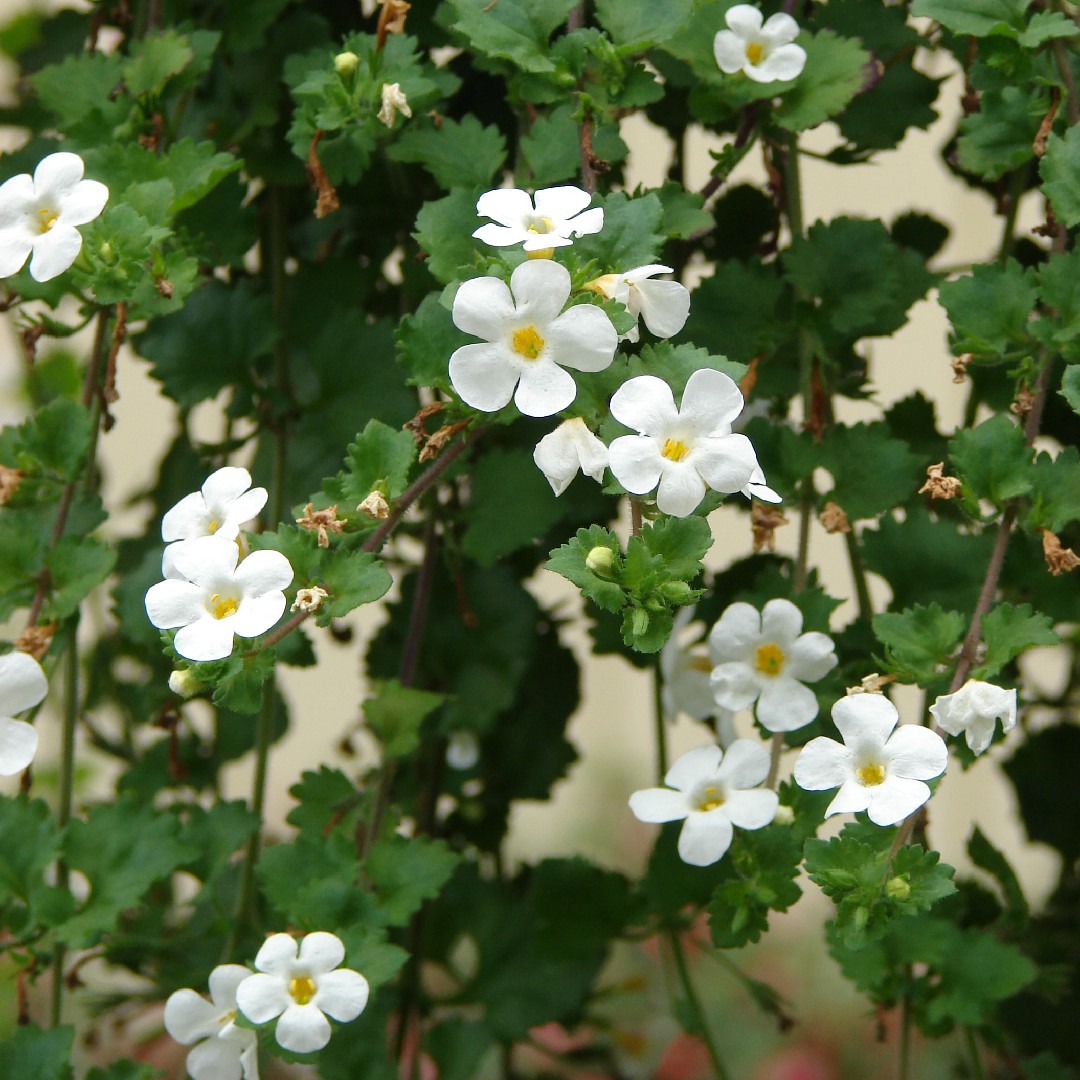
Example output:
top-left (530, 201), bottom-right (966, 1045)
top-left (168, 669), bottom-right (203, 698)
top-left (99, 241), bottom-right (115, 264)
top-left (630, 608), bottom-right (650, 638)
top-left (659, 580), bottom-right (693, 604)
top-left (334, 50), bottom-right (360, 77)
top-left (585, 545), bottom-right (615, 577)
top-left (885, 876), bottom-right (911, 902)
top-left (852, 905), bottom-right (869, 932)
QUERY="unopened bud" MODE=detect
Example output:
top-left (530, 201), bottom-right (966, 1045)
top-left (334, 50), bottom-right (360, 77)
top-left (852, 905), bottom-right (869, 932)
top-left (772, 804), bottom-right (794, 826)
top-left (659, 580), bottom-right (692, 604)
top-left (99, 241), bottom-right (115, 263)
top-left (585, 545), bottom-right (615, 576)
top-left (168, 669), bottom-right (203, 698)
top-left (630, 608), bottom-right (650, 638)
top-left (885, 876), bottom-right (911, 902)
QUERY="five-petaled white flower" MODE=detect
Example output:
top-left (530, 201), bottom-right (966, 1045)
top-left (533, 417), bottom-right (609, 495)
top-left (713, 5), bottom-right (807, 84)
top-left (472, 185), bottom-right (604, 253)
top-left (163, 467), bottom-right (268, 546)
top-left (793, 694), bottom-right (948, 826)
top-left (164, 964), bottom-right (259, 1080)
top-left (0, 152), bottom-right (108, 282)
top-left (449, 260), bottom-right (618, 417)
top-left (144, 536), bottom-right (293, 662)
top-left (586, 265), bottom-right (691, 344)
top-left (235, 932), bottom-right (369, 1054)
top-left (660, 609), bottom-right (737, 748)
top-left (0, 650), bottom-right (47, 775)
top-left (709, 598), bottom-right (836, 732)
top-left (607, 369), bottom-right (759, 517)
top-left (629, 741), bottom-right (778, 866)
top-left (929, 679), bottom-right (1017, 756)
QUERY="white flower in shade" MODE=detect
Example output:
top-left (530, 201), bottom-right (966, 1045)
top-left (629, 741), bottom-right (778, 866)
top-left (472, 185), bottom-right (604, 252)
top-left (533, 417), bottom-right (609, 495)
top-left (0, 152), bottom-right (108, 282)
top-left (607, 369), bottom-right (758, 517)
top-left (793, 694), bottom-right (948, 826)
top-left (929, 679), bottom-right (1017, 756)
top-left (0, 651), bottom-right (46, 775)
top-left (449, 260), bottom-right (617, 417)
top-left (235, 932), bottom-right (369, 1054)
top-left (164, 965), bottom-right (259, 1080)
top-left (709, 598), bottom-right (836, 732)
top-left (742, 464), bottom-right (782, 503)
top-left (660, 608), bottom-right (719, 722)
top-left (713, 5), bottom-right (806, 84)
top-left (162, 467), bottom-right (268, 544)
top-left (587, 265), bottom-right (691, 343)
top-left (144, 536), bottom-right (293, 662)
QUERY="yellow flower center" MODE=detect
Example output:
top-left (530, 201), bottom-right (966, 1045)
top-left (661, 438), bottom-right (689, 462)
top-left (754, 643), bottom-right (785, 676)
top-left (856, 762), bottom-right (886, 787)
top-left (697, 785), bottom-right (724, 812)
top-left (207, 519), bottom-right (219, 534)
top-left (208, 593), bottom-right (238, 620)
top-left (289, 976), bottom-right (317, 1005)
top-left (745, 41), bottom-right (764, 65)
top-left (36, 208), bottom-right (58, 234)
top-left (527, 216), bottom-right (553, 235)
top-left (512, 325), bottom-right (544, 360)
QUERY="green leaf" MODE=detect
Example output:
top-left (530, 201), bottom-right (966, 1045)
top-left (30, 51), bottom-right (127, 136)
top-left (1033, 250), bottom-right (1080, 354)
top-left (388, 116), bottom-right (506, 189)
top-left (546, 525), bottom-right (626, 614)
top-left (318, 550), bottom-right (393, 622)
top-left (1027, 446), bottom-right (1080, 533)
top-left (949, 413), bottom-right (1033, 504)
top-left (653, 181), bottom-right (714, 239)
top-left (447, 0), bottom-right (578, 74)
top-left (775, 31), bottom-right (871, 133)
top-left (627, 342), bottom-right (746, 398)
top-left (519, 104), bottom-right (581, 186)
top-left (910, 0), bottom-right (1028, 37)
top-left (178, 801), bottom-right (260, 889)
top-left (207, 651), bottom-right (278, 716)
top-left (414, 189), bottom-right (484, 285)
top-left (427, 1020), bottom-right (494, 1080)
top-left (328, 420), bottom-right (416, 506)
top-left (956, 86), bottom-right (1043, 179)
top-left (85, 1063), bottom-right (163, 1080)
top-left (594, 0), bottom-right (692, 47)
top-left (571, 191), bottom-right (665, 272)
top-left (967, 825), bottom-right (1028, 929)
top-left (0, 1025), bottom-right (73, 1080)
top-left (363, 679), bottom-right (446, 759)
top-left (638, 516), bottom-right (712, 581)
top-left (45, 537), bottom-right (117, 619)
top-left (925, 933), bottom-right (1037, 1026)
top-left (1061, 365), bottom-right (1080, 414)
top-left (873, 603), bottom-right (965, 686)
top-left (59, 799), bottom-right (198, 947)
top-left (1040, 126), bottom-right (1080, 228)
top-left (396, 292), bottom-right (465, 391)
top-left (286, 767), bottom-right (359, 836)
top-left (937, 259), bottom-right (1038, 359)
top-left (977, 602), bottom-right (1058, 678)
top-left (364, 835), bottom-right (461, 926)
top-left (1004, 722), bottom-right (1080, 860)
top-left (0, 398), bottom-right (91, 483)
top-left (0, 797), bottom-right (66, 934)
top-left (818, 423), bottom-right (922, 521)
top-left (122, 30), bottom-right (194, 96)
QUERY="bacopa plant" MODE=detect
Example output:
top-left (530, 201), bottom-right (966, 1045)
top-left (0, 1), bottom-right (1077, 1078)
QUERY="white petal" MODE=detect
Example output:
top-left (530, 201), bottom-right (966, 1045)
top-left (710, 661), bottom-right (760, 711)
top-left (824, 779), bottom-right (872, 818)
top-left (509, 258), bottom-right (572, 324)
top-left (298, 931), bottom-right (345, 975)
top-left (0, 651), bottom-right (48, 714)
top-left (750, 44), bottom-right (806, 83)
top-left (453, 275), bottom-right (516, 340)
top-left (236, 972), bottom-right (290, 1024)
top-left (565, 205), bottom-right (604, 237)
top-left (448, 342), bottom-right (520, 413)
top-left (678, 811), bottom-right (733, 866)
top-left (759, 598), bottom-right (803, 647)
top-left (960, 715), bottom-right (998, 756)
top-left (201, 466), bottom-right (252, 508)
top-left (476, 187), bottom-right (534, 229)
top-left (691, 433), bottom-right (757, 494)
top-left (224, 488), bottom-right (268, 529)
top-left (655, 462), bottom-right (707, 516)
top-left (472, 222), bottom-right (529, 248)
top-left (725, 4), bottom-right (764, 36)
top-left (208, 965), bottom-right (251, 1010)
top-left (0, 718), bottom-right (38, 775)
top-left (760, 12), bottom-right (800, 46)
top-left (714, 30), bottom-right (750, 73)
top-left (33, 152), bottom-right (85, 198)
top-left (28, 225), bottom-right (82, 282)
top-left (722, 787), bottom-right (778, 830)
top-left (253, 933), bottom-right (300, 975)
top-left (164, 988), bottom-right (222, 1044)
top-left (714, 738), bottom-right (769, 789)
top-left (608, 434), bottom-right (663, 495)
top-left (56, 179), bottom-right (108, 227)
top-left (0, 173), bottom-right (35, 227)
top-left (633, 278), bottom-right (691, 339)
top-left (275, 1002), bottom-right (331, 1053)
top-left (234, 550), bottom-right (294, 596)
top-left (513, 360), bottom-right (577, 417)
top-left (533, 419), bottom-right (607, 496)
top-left (162, 492), bottom-right (212, 542)
top-left (313, 969), bottom-right (369, 1021)
top-left (665, 743), bottom-right (722, 792)
top-left (708, 602), bottom-right (761, 662)
top-left (145, 579), bottom-right (208, 629)
top-left (793, 737), bottom-right (852, 791)
top-left (629, 787), bottom-right (690, 823)
top-left (543, 305), bottom-right (618, 373)
top-left (532, 184), bottom-right (592, 222)
top-left (171, 535), bottom-right (241, 586)
top-left (785, 632), bottom-right (837, 682)
top-left (186, 1036), bottom-right (244, 1080)
top-left (521, 231), bottom-right (574, 251)
top-left (830, 694), bottom-right (898, 751)
top-left (866, 776), bottom-right (931, 827)
top-left (229, 592), bottom-right (286, 638)
top-left (174, 619), bottom-right (235, 663)
top-left (679, 368), bottom-right (745, 435)
top-left (756, 675), bottom-right (818, 733)
top-left (609, 375), bottom-right (678, 437)
top-left (884, 725), bottom-right (947, 781)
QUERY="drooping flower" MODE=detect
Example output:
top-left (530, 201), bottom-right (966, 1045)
top-left (929, 679), bottom-right (1017, 756)
top-left (145, 536), bottom-right (293, 662)
top-left (709, 598), bottom-right (836, 732)
top-left (378, 82), bottom-right (411, 127)
top-left (713, 5), bottom-right (807, 84)
top-left (164, 965), bottom-right (259, 1080)
top-left (607, 369), bottom-right (759, 517)
top-left (628, 741), bottom-right (778, 866)
top-left (235, 932), bottom-right (369, 1054)
top-left (586, 265), bottom-right (691, 343)
top-left (793, 694), bottom-right (948, 826)
top-left (449, 259), bottom-right (617, 417)
top-left (533, 417), bottom-right (609, 495)
top-left (472, 185), bottom-right (604, 253)
top-left (0, 650), bottom-right (47, 775)
top-left (0, 152), bottom-right (108, 282)
top-left (162, 467), bottom-right (268, 546)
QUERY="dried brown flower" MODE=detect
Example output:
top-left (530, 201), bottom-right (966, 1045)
top-left (296, 503), bottom-right (346, 548)
top-left (918, 462), bottom-right (962, 500)
top-left (818, 501), bottom-right (851, 534)
top-left (14, 622), bottom-right (56, 661)
top-left (751, 502), bottom-right (788, 553)
top-left (1042, 529), bottom-right (1080, 575)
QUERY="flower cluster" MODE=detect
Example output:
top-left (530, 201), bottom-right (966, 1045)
top-left (165, 931), bottom-right (369, 1079)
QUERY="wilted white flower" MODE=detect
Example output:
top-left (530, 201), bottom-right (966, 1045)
top-left (586, 265), bottom-right (690, 343)
top-left (449, 260), bottom-right (617, 417)
top-left (145, 536), bottom-right (293, 662)
top-left (0, 651), bottom-right (47, 775)
top-left (236, 932), bottom-right (369, 1054)
top-left (709, 598), bottom-right (836, 732)
top-left (533, 417), bottom-right (608, 496)
top-left (472, 185), bottom-right (603, 253)
top-left (0, 152), bottom-right (108, 282)
top-left (607, 369), bottom-right (758, 517)
top-left (629, 741), bottom-right (778, 866)
top-left (378, 82), bottom-right (412, 127)
top-left (793, 694), bottom-right (948, 826)
top-left (164, 965), bottom-right (259, 1080)
top-left (713, 5), bottom-right (806, 84)
top-left (929, 679), bottom-right (1017, 756)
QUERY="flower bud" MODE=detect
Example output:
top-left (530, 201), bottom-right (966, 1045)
top-left (99, 241), bottom-right (115, 264)
top-left (168, 669), bottom-right (203, 698)
top-left (772, 804), bottom-right (794, 826)
top-left (885, 876), bottom-right (911, 902)
top-left (630, 608), bottom-right (650, 638)
top-left (334, 51), bottom-right (360, 77)
top-left (659, 580), bottom-right (692, 604)
top-left (585, 545), bottom-right (615, 576)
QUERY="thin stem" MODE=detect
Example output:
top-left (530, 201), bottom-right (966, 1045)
top-left (652, 659), bottom-right (668, 783)
top-left (963, 1027), bottom-right (987, 1080)
top-left (765, 733), bottom-right (784, 790)
top-left (1051, 29), bottom-right (1080, 125)
top-left (844, 530), bottom-right (874, 622)
top-left (630, 497), bottom-right (643, 539)
top-left (267, 187), bottom-right (291, 526)
top-left (897, 990), bottom-right (913, 1080)
top-left (666, 929), bottom-right (732, 1080)
top-left (995, 170), bottom-right (1026, 265)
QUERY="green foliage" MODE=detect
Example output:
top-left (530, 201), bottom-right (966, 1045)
top-left (0, 398), bottom-right (91, 485)
top-left (818, 422), bottom-right (922, 521)
top-left (1004, 723), bottom-right (1080, 860)
top-left (0, 1025), bottom-right (72, 1080)
top-left (872, 603), bottom-right (965, 686)
top-left (949, 413), bottom-right (1033, 504)
top-left (1041, 126), bottom-right (1080, 228)
top-left (775, 31), bottom-right (871, 133)
top-left (388, 116), bottom-right (507, 189)
top-left (594, 0), bottom-right (693, 47)
top-left (364, 834), bottom-right (461, 926)
top-left (446, 0), bottom-right (578, 74)
top-left (0, 797), bottom-right (67, 935)
top-left (977, 602), bottom-right (1058, 678)
top-left (957, 86), bottom-right (1043, 179)
top-left (938, 260), bottom-right (1038, 360)
top-left (363, 680), bottom-right (446, 759)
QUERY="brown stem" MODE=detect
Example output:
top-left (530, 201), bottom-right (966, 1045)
top-left (630, 497), bottom-right (643, 538)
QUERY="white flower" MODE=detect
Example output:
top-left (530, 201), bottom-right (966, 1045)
top-left (164, 965), bottom-right (259, 1080)
top-left (449, 260), bottom-right (617, 417)
top-left (708, 598), bottom-right (836, 732)
top-left (446, 730), bottom-right (480, 770)
top-left (713, 5), bottom-right (807, 84)
top-left (0, 152), bottom-right (108, 282)
top-left (629, 741), bottom-right (778, 866)
top-left (235, 932), bottom-right (369, 1054)
top-left (378, 82), bottom-right (412, 127)
top-left (0, 651), bottom-right (46, 775)
top-left (162, 467), bottom-right (268, 545)
top-left (144, 536), bottom-right (293, 662)
top-left (472, 185), bottom-right (604, 253)
top-left (929, 679), bottom-right (1017, 756)
top-left (607, 369), bottom-right (758, 516)
top-left (660, 608), bottom-right (720, 723)
top-left (587, 265), bottom-right (690, 343)
top-left (793, 694), bottom-right (948, 826)
top-left (533, 417), bottom-right (608, 495)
